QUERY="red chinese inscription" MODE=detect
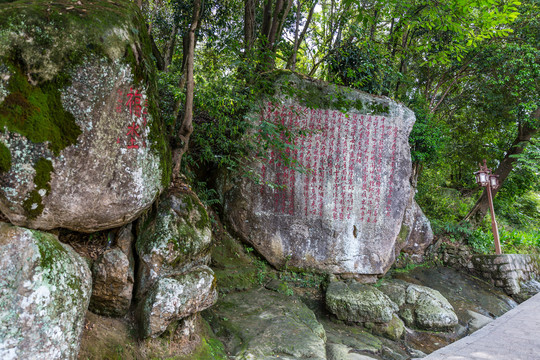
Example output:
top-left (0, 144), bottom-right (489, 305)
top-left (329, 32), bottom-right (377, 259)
top-left (115, 87), bottom-right (148, 150)
top-left (259, 103), bottom-right (399, 224)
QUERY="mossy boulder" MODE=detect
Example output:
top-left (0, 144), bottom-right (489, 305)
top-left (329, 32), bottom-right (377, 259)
top-left (378, 280), bottom-right (458, 332)
top-left (326, 281), bottom-right (398, 324)
top-left (135, 190), bottom-right (212, 299)
top-left (0, 222), bottom-right (92, 359)
top-left (0, 0), bottom-right (170, 232)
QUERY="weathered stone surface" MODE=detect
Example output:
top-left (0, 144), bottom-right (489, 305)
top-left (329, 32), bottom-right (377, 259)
top-left (135, 190), bottom-right (212, 299)
top-left (205, 288), bottom-right (326, 360)
top-left (326, 344), bottom-right (378, 360)
top-left (326, 281), bottom-right (398, 323)
top-left (0, 222), bottom-right (92, 359)
top-left (403, 285), bottom-right (458, 331)
top-left (0, 0), bottom-right (170, 232)
top-left (219, 72), bottom-right (427, 276)
top-left (370, 313), bottom-right (405, 341)
top-left (466, 310), bottom-right (493, 333)
top-left (136, 266), bottom-right (217, 339)
top-left (398, 197), bottom-right (434, 259)
top-left (89, 247), bottom-right (134, 317)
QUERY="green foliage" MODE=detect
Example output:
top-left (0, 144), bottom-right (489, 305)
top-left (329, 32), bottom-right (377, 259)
top-left (415, 168), bottom-right (476, 225)
top-left (469, 227), bottom-right (540, 254)
top-left (408, 98), bottom-right (449, 164)
top-left (327, 42), bottom-right (400, 95)
top-left (468, 228), bottom-right (496, 254)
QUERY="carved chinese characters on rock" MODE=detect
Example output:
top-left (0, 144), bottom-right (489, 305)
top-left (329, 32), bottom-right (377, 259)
top-left (115, 87), bottom-right (148, 150)
top-left (260, 102), bottom-right (399, 224)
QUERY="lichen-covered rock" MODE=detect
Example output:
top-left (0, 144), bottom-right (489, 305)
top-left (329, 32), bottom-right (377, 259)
top-left (0, 222), bottom-right (92, 359)
top-left (326, 281), bottom-right (398, 323)
top-left (377, 279), bottom-right (408, 307)
top-left (136, 266), bottom-right (217, 338)
top-left (219, 72), bottom-right (429, 276)
top-left (378, 280), bottom-right (458, 332)
top-left (0, 0), bottom-right (170, 233)
top-left (403, 284), bottom-right (458, 331)
top-left (205, 288), bottom-right (327, 360)
top-left (135, 190), bottom-right (212, 299)
top-left (89, 225), bottom-right (135, 317)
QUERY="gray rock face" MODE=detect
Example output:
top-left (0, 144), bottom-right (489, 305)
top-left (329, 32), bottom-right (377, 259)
top-left (0, 1), bottom-right (169, 233)
top-left (0, 222), bottom-right (92, 360)
top-left (326, 281), bottom-right (398, 323)
top-left (89, 225), bottom-right (135, 317)
top-left (135, 190), bottom-right (216, 339)
top-left (220, 73), bottom-right (427, 276)
top-left (466, 310), bottom-right (493, 333)
top-left (137, 266), bottom-right (217, 338)
top-left (399, 198), bottom-right (434, 259)
top-left (206, 288), bottom-right (327, 360)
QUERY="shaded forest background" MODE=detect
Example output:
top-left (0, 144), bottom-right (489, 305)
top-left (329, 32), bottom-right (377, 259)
top-left (142, 0), bottom-right (539, 255)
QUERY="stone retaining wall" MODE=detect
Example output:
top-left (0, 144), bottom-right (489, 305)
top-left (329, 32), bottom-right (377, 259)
top-left (471, 254), bottom-right (539, 295)
top-left (440, 244), bottom-right (539, 296)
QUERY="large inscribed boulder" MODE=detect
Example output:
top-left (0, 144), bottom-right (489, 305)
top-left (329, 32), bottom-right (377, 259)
top-left (0, 222), bottom-right (92, 360)
top-left (0, 0), bottom-right (170, 232)
top-left (220, 73), bottom-right (425, 276)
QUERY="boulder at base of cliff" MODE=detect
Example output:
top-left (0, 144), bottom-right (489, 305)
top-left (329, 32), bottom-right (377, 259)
top-left (0, 0), bottom-right (170, 233)
top-left (378, 280), bottom-right (458, 332)
top-left (219, 72), bottom-right (432, 277)
top-left (135, 189), bottom-right (216, 339)
top-left (89, 224), bottom-right (135, 317)
top-left (326, 281), bottom-right (398, 324)
top-left (0, 222), bottom-right (92, 360)
top-left (205, 288), bottom-right (327, 360)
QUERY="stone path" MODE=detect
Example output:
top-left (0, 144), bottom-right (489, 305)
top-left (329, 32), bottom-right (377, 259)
top-left (419, 292), bottom-right (540, 360)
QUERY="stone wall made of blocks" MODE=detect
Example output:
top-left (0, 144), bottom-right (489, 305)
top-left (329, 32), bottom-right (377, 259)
top-left (471, 254), bottom-right (539, 295)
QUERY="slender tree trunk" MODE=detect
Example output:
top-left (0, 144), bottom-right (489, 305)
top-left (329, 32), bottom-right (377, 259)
top-left (171, 0), bottom-right (202, 180)
top-left (163, 23), bottom-right (179, 72)
top-left (286, 0), bottom-right (317, 70)
top-left (463, 109), bottom-right (540, 225)
top-left (289, 0), bottom-right (301, 71)
top-left (411, 161), bottom-right (423, 188)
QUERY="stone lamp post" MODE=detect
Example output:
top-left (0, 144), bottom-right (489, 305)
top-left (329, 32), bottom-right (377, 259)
top-left (474, 160), bottom-right (502, 255)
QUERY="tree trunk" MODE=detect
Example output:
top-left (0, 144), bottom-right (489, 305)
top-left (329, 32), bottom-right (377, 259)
top-left (163, 22), bottom-right (179, 72)
top-left (149, 33), bottom-right (165, 71)
top-left (463, 109), bottom-right (540, 225)
top-left (289, 0), bottom-right (301, 71)
top-left (244, 0), bottom-right (256, 53)
top-left (171, 0), bottom-right (202, 180)
top-left (286, 0), bottom-right (317, 70)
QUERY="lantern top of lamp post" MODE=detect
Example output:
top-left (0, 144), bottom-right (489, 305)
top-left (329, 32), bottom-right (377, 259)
top-left (474, 159), bottom-right (492, 187)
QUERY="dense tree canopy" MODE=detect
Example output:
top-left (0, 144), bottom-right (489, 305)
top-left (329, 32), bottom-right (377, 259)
top-left (140, 0), bottom-right (539, 251)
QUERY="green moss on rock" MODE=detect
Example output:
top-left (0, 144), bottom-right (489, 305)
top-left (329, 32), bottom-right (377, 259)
top-left (23, 158), bottom-right (54, 218)
top-left (0, 65), bottom-right (81, 155)
top-left (0, 141), bottom-right (11, 172)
